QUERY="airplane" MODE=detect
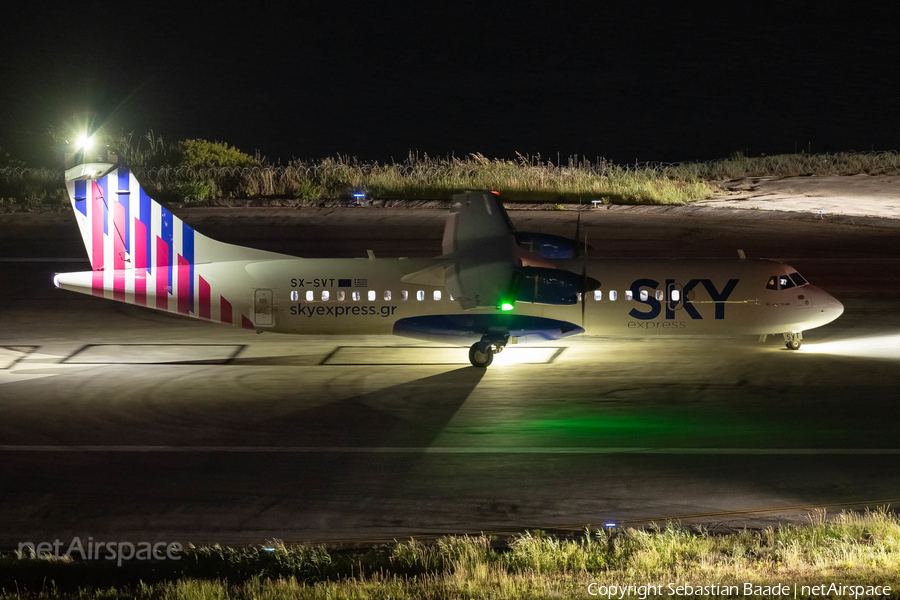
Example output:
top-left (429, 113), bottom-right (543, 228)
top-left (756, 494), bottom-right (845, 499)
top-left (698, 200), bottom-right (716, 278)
top-left (55, 151), bottom-right (844, 368)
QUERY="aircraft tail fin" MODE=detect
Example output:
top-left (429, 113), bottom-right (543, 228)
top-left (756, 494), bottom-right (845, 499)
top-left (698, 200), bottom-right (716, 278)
top-left (64, 161), bottom-right (285, 273)
top-left (60, 160), bottom-right (290, 325)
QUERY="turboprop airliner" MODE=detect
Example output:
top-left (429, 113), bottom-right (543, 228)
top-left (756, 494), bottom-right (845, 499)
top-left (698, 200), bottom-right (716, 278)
top-left (55, 152), bottom-right (844, 367)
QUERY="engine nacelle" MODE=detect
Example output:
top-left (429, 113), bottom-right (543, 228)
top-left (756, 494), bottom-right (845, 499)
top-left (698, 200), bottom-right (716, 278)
top-left (515, 232), bottom-right (576, 259)
top-left (509, 267), bottom-right (600, 305)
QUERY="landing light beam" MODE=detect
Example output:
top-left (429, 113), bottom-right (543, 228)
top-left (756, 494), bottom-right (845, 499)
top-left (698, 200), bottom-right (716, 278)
top-left (798, 333), bottom-right (900, 360)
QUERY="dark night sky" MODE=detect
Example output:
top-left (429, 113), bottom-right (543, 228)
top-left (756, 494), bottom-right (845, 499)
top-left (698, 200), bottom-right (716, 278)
top-left (2, 1), bottom-right (899, 165)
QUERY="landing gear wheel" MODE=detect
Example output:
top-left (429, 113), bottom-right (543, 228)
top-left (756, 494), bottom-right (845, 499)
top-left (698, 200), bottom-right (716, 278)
top-left (469, 343), bottom-right (494, 368)
top-left (783, 332), bottom-right (802, 351)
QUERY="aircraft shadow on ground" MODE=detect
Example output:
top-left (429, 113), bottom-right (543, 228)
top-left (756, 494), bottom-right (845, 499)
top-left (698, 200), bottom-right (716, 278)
top-left (199, 366), bottom-right (487, 536)
top-left (248, 366), bottom-right (485, 447)
top-left (229, 366), bottom-right (487, 530)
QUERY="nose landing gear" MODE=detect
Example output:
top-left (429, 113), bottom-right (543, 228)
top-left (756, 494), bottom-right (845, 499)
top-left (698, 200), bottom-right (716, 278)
top-left (783, 331), bottom-right (803, 350)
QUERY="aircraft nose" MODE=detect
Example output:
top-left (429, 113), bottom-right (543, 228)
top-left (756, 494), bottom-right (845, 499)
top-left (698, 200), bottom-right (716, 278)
top-left (817, 289), bottom-right (844, 317)
top-left (831, 297), bottom-right (845, 316)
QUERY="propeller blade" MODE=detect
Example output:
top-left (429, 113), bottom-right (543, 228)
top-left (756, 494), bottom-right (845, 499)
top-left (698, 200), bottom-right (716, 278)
top-left (581, 229), bottom-right (588, 326)
top-left (574, 208), bottom-right (582, 258)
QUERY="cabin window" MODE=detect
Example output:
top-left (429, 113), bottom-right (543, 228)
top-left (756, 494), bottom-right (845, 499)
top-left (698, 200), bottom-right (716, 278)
top-left (593, 290), bottom-right (602, 301)
top-left (671, 289), bottom-right (681, 301)
top-left (306, 290), bottom-right (314, 301)
top-left (337, 290), bottom-right (345, 301)
top-left (639, 290), bottom-right (648, 301)
top-left (609, 290), bottom-right (617, 301)
top-left (779, 276), bottom-right (795, 290)
top-left (766, 276), bottom-right (778, 290)
top-left (290, 291), bottom-right (299, 301)
top-left (384, 290), bottom-right (392, 301)
top-left (416, 290), bottom-right (425, 301)
top-left (401, 290), bottom-right (408, 301)
top-left (655, 290), bottom-right (663, 301)
top-left (625, 290), bottom-right (633, 301)
top-left (352, 291), bottom-right (360, 301)
top-left (321, 290), bottom-right (330, 301)
top-left (368, 290), bottom-right (376, 301)
top-left (433, 290), bottom-right (442, 301)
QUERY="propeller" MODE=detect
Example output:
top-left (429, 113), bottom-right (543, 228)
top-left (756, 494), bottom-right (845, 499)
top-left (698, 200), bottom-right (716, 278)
top-left (573, 202), bottom-right (595, 258)
top-left (578, 211), bottom-right (599, 328)
top-left (581, 225), bottom-right (588, 327)
top-left (573, 208), bottom-right (582, 258)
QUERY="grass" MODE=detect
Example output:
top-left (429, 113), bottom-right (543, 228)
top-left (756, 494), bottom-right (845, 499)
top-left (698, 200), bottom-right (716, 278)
top-left (0, 166), bottom-right (66, 207)
top-left (110, 153), bottom-right (714, 206)
top-left (3, 149), bottom-right (900, 208)
top-left (1, 509), bottom-right (899, 599)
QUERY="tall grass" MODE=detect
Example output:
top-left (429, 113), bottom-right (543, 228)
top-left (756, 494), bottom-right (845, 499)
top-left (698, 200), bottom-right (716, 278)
top-left (2, 510), bottom-right (899, 599)
top-left (0, 167), bottom-right (66, 206)
top-left (3, 150), bottom-right (900, 208)
top-left (124, 152), bottom-right (712, 205)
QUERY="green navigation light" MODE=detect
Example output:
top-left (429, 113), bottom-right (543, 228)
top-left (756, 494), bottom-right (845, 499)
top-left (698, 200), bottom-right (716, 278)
top-left (500, 302), bottom-right (514, 311)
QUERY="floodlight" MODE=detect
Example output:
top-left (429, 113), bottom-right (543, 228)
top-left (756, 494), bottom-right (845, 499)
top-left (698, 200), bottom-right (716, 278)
top-left (75, 134), bottom-right (94, 151)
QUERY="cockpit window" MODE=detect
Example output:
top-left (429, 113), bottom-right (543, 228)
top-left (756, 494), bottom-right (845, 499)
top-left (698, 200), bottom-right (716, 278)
top-left (769, 272), bottom-right (808, 290)
top-left (789, 272), bottom-right (808, 287)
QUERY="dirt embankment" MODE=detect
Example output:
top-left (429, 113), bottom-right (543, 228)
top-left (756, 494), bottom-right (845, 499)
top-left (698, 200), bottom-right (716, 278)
top-left (704, 174), bottom-right (900, 219)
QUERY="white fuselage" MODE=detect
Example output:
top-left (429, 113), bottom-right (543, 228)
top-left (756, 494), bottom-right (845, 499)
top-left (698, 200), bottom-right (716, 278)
top-left (94, 256), bottom-right (839, 339)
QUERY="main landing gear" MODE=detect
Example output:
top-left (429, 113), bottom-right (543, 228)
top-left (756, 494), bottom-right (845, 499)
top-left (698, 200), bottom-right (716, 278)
top-left (783, 331), bottom-right (803, 350)
top-left (468, 334), bottom-right (509, 368)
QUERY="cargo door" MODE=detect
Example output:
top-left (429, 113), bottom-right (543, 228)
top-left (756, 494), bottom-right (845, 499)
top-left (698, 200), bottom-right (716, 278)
top-left (253, 289), bottom-right (275, 326)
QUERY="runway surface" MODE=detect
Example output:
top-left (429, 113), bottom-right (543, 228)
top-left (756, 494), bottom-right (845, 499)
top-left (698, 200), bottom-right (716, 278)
top-left (1, 208), bottom-right (899, 546)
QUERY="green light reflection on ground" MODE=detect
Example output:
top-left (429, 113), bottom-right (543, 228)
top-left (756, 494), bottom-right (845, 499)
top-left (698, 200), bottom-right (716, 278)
top-left (451, 409), bottom-right (800, 447)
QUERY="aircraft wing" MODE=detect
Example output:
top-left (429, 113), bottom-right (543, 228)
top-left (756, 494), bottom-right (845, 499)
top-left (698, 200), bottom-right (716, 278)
top-left (442, 192), bottom-right (518, 309)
